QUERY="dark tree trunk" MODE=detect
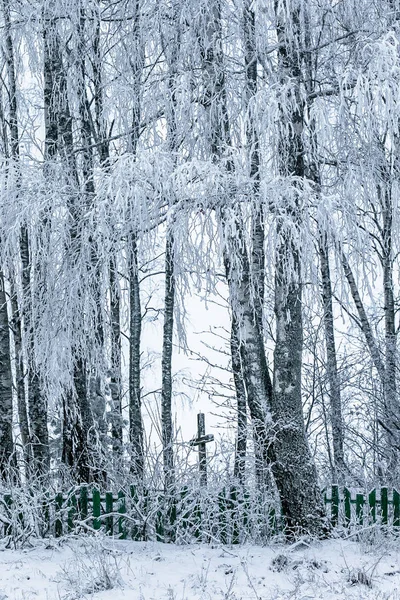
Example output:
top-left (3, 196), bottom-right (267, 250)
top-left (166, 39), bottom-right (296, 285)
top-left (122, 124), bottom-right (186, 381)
top-left (110, 255), bottom-right (123, 455)
top-left (160, 8), bottom-right (182, 491)
top-left (43, 9), bottom-right (92, 481)
top-left (20, 226), bottom-right (49, 475)
top-left (231, 316), bottom-right (247, 484)
top-left (271, 0), bottom-right (327, 535)
top-left (127, 0), bottom-right (145, 478)
top-left (129, 233), bottom-right (144, 478)
top-left (381, 186), bottom-right (399, 475)
top-left (273, 230), bottom-right (325, 534)
top-left (319, 237), bottom-right (346, 482)
top-left (77, 9), bottom-right (106, 444)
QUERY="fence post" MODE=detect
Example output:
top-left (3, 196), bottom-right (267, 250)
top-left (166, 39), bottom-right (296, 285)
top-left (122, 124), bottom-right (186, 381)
top-left (331, 485), bottom-right (339, 527)
top-left (105, 492), bottom-right (113, 535)
top-left (356, 493), bottom-right (364, 525)
top-left (393, 489), bottom-right (400, 527)
top-left (381, 487), bottom-right (388, 525)
top-left (130, 486), bottom-right (140, 540)
top-left (80, 486), bottom-right (88, 526)
top-left (368, 489), bottom-right (376, 523)
top-left (92, 489), bottom-right (101, 531)
top-left (344, 488), bottom-right (351, 526)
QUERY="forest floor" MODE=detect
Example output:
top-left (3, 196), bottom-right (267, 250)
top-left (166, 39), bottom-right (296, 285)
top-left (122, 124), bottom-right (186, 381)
top-left (0, 533), bottom-right (399, 599)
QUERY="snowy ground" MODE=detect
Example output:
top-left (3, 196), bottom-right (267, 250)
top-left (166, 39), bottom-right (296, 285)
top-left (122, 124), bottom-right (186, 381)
top-left (0, 534), bottom-right (399, 599)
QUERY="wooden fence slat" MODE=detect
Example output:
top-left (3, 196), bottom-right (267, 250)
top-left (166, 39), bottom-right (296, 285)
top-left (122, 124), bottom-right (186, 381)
top-left (129, 486), bottom-right (140, 540)
top-left (68, 493), bottom-right (77, 532)
top-left (393, 489), bottom-right (400, 527)
top-left (80, 486), bottom-right (88, 524)
top-left (344, 488), bottom-right (351, 526)
top-left (105, 492), bottom-right (113, 535)
top-left (55, 492), bottom-right (63, 538)
top-left (268, 506), bottom-right (276, 535)
top-left (331, 485), bottom-right (339, 527)
top-left (92, 489), bottom-right (101, 531)
top-left (368, 489), bottom-right (376, 523)
top-left (381, 487), bottom-right (388, 525)
top-left (356, 493), bottom-right (364, 525)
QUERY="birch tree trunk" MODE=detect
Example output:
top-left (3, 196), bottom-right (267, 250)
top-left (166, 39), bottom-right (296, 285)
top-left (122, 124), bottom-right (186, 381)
top-left (128, 0), bottom-right (144, 479)
top-left (244, 0), bottom-right (264, 332)
top-left (0, 271), bottom-right (14, 477)
top-left (381, 184), bottom-right (399, 475)
top-left (161, 229), bottom-right (175, 490)
top-left (2, 0), bottom-right (30, 471)
top-left (9, 280), bottom-right (31, 466)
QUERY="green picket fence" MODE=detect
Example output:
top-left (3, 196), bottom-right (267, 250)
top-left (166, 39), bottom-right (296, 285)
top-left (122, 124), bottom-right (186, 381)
top-left (1, 485), bottom-right (399, 542)
top-left (323, 485), bottom-right (400, 528)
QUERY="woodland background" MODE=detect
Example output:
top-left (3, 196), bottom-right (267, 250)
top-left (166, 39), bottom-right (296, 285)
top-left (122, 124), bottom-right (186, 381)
top-left (0, 0), bottom-right (399, 535)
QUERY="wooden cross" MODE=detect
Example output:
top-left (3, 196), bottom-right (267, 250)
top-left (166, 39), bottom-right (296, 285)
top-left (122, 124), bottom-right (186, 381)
top-left (189, 413), bottom-right (214, 486)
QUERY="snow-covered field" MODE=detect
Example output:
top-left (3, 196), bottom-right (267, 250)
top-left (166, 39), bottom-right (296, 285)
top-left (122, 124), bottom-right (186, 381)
top-left (0, 534), bottom-right (399, 599)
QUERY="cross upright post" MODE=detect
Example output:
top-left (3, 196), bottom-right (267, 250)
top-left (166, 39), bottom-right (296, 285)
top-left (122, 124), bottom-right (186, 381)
top-left (197, 413), bottom-right (207, 486)
top-left (189, 412), bottom-right (214, 486)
